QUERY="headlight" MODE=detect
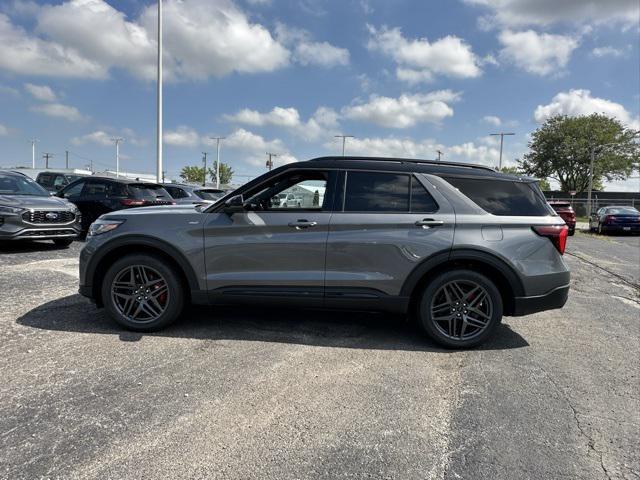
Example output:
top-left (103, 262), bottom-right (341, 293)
top-left (0, 205), bottom-right (24, 214)
top-left (88, 219), bottom-right (125, 236)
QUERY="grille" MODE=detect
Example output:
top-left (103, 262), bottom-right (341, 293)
top-left (22, 210), bottom-right (76, 224)
top-left (21, 229), bottom-right (76, 237)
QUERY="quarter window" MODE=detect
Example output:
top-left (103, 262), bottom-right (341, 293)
top-left (411, 177), bottom-right (438, 213)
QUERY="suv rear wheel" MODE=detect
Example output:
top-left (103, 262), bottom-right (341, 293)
top-left (102, 254), bottom-right (185, 331)
top-left (418, 269), bottom-right (503, 348)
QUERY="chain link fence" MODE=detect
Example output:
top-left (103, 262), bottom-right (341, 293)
top-left (545, 195), bottom-right (638, 216)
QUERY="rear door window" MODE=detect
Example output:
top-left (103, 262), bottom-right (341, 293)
top-left (129, 184), bottom-right (171, 201)
top-left (344, 171), bottom-right (410, 212)
top-left (443, 176), bottom-right (552, 216)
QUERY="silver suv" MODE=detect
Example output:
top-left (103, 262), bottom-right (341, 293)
top-left (79, 157), bottom-right (570, 348)
top-left (0, 170), bottom-right (81, 246)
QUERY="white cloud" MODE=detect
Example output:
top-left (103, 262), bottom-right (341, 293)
top-left (367, 25), bottom-right (481, 83)
top-left (225, 106), bottom-right (339, 140)
top-left (342, 91), bottom-right (461, 128)
top-left (324, 135), bottom-right (500, 166)
top-left (534, 89), bottom-right (639, 129)
top-left (30, 102), bottom-right (85, 121)
top-left (0, 123), bottom-right (9, 136)
top-left (24, 82), bottom-right (57, 101)
top-left (164, 126), bottom-right (201, 147)
top-left (275, 24), bottom-right (349, 68)
top-left (483, 115), bottom-right (502, 126)
top-left (0, 0), bottom-right (290, 81)
top-left (463, 0), bottom-right (639, 28)
top-left (215, 129), bottom-right (297, 167)
top-left (0, 84), bottom-right (20, 97)
top-left (591, 46), bottom-right (626, 58)
top-left (498, 30), bottom-right (578, 75)
top-left (72, 128), bottom-right (145, 147)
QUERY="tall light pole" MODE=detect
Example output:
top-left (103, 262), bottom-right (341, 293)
top-left (201, 152), bottom-right (208, 187)
top-left (112, 137), bottom-right (124, 177)
top-left (29, 139), bottom-right (38, 168)
top-left (490, 132), bottom-right (515, 170)
top-left (334, 135), bottom-right (354, 156)
top-left (156, 0), bottom-right (163, 183)
top-left (209, 137), bottom-right (225, 188)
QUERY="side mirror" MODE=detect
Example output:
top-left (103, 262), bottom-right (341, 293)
top-left (223, 194), bottom-right (245, 214)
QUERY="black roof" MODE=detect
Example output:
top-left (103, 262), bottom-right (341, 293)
top-left (80, 176), bottom-right (162, 185)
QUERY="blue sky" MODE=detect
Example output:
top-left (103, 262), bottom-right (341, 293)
top-left (0, 0), bottom-right (638, 189)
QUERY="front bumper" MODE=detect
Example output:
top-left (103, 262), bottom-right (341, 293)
top-left (0, 211), bottom-right (81, 241)
top-left (512, 284), bottom-right (570, 316)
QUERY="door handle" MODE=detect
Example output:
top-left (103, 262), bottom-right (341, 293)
top-left (415, 218), bottom-right (444, 228)
top-left (288, 219), bottom-right (318, 229)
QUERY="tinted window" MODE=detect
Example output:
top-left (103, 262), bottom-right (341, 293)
top-left (443, 176), bottom-right (552, 216)
top-left (63, 180), bottom-right (85, 198)
top-left (37, 173), bottom-right (54, 187)
top-left (411, 177), bottom-right (438, 212)
top-left (165, 186), bottom-right (188, 199)
top-left (195, 189), bottom-right (224, 200)
top-left (83, 181), bottom-right (108, 196)
top-left (244, 170), bottom-right (332, 211)
top-left (605, 207), bottom-right (639, 215)
top-left (0, 174), bottom-right (49, 196)
top-left (129, 184), bottom-right (171, 200)
top-left (344, 172), bottom-right (410, 212)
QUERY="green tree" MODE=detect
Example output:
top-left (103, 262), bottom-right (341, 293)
top-left (179, 165), bottom-right (206, 184)
top-left (519, 114), bottom-right (639, 193)
top-left (207, 162), bottom-right (234, 185)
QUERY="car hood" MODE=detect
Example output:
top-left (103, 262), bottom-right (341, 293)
top-left (0, 194), bottom-right (72, 209)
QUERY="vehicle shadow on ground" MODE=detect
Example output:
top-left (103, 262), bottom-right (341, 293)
top-left (0, 240), bottom-right (82, 254)
top-left (17, 295), bottom-right (529, 352)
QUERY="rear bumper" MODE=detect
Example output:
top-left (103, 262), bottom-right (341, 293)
top-left (601, 224), bottom-right (640, 233)
top-left (512, 284), bottom-right (570, 316)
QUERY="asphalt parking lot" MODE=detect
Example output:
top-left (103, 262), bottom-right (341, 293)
top-left (1, 232), bottom-right (638, 480)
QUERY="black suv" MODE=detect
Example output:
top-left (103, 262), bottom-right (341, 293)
top-left (57, 177), bottom-right (174, 232)
top-left (36, 171), bottom-right (88, 193)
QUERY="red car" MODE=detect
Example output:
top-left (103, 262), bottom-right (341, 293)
top-left (548, 201), bottom-right (576, 236)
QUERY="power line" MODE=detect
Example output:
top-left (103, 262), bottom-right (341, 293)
top-left (266, 152), bottom-right (278, 171)
top-left (42, 152), bottom-right (54, 169)
top-left (436, 149), bottom-right (443, 162)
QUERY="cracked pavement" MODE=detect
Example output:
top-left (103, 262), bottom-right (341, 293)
top-left (0, 232), bottom-right (638, 479)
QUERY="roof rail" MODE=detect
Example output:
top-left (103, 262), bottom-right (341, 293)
top-left (309, 156), bottom-right (496, 172)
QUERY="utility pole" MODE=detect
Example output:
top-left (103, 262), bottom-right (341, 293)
top-left (209, 137), bottom-right (226, 188)
top-left (42, 152), bottom-right (54, 169)
top-left (111, 137), bottom-right (124, 177)
top-left (156, 0), bottom-right (163, 183)
top-left (436, 149), bottom-right (443, 162)
top-left (266, 152), bottom-right (278, 171)
top-left (29, 139), bottom-right (38, 168)
top-left (334, 135), bottom-right (354, 156)
top-left (65, 150), bottom-right (69, 169)
top-left (490, 132), bottom-right (515, 170)
top-left (202, 152), bottom-right (208, 186)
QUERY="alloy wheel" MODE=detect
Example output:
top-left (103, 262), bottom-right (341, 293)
top-left (430, 280), bottom-right (493, 341)
top-left (111, 265), bottom-right (169, 323)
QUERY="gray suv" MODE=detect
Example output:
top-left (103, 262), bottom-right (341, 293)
top-left (79, 157), bottom-right (570, 348)
top-left (0, 171), bottom-right (81, 246)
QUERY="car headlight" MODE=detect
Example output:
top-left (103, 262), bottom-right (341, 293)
top-left (0, 205), bottom-right (24, 215)
top-left (88, 219), bottom-right (125, 236)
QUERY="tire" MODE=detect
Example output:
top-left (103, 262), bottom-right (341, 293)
top-left (53, 238), bottom-right (74, 247)
top-left (417, 269), bottom-right (503, 349)
top-left (568, 228), bottom-right (575, 236)
top-left (101, 254), bottom-right (185, 331)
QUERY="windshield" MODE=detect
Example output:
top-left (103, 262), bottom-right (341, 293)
top-left (194, 189), bottom-right (224, 200)
top-left (0, 174), bottom-right (49, 196)
top-left (605, 207), bottom-right (639, 215)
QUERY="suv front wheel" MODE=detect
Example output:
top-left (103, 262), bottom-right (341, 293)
top-left (418, 269), bottom-right (503, 348)
top-left (102, 254), bottom-right (185, 331)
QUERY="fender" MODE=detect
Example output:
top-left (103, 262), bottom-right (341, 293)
top-left (86, 234), bottom-right (201, 293)
top-left (399, 247), bottom-right (525, 298)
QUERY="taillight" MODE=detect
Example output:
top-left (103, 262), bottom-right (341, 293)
top-left (603, 215), bottom-right (614, 224)
top-left (532, 225), bottom-right (568, 255)
top-left (120, 199), bottom-right (145, 206)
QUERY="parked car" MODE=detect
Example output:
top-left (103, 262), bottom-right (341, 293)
top-left (79, 156), bottom-right (570, 349)
top-left (36, 171), bottom-right (88, 192)
top-left (0, 170), bottom-right (81, 246)
top-left (161, 183), bottom-right (225, 205)
top-left (547, 201), bottom-right (576, 235)
top-left (57, 177), bottom-right (174, 232)
top-left (589, 206), bottom-right (640, 234)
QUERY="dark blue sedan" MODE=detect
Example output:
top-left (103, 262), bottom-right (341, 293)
top-left (589, 206), bottom-right (640, 234)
